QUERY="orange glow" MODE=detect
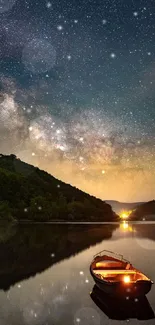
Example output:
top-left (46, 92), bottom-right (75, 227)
top-left (120, 210), bottom-right (133, 220)
top-left (94, 270), bottom-right (135, 275)
top-left (123, 221), bottom-right (129, 229)
top-left (124, 275), bottom-right (130, 283)
top-left (120, 212), bottom-right (128, 219)
top-left (96, 262), bottom-right (103, 267)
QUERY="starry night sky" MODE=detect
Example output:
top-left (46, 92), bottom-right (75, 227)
top-left (0, 0), bottom-right (155, 202)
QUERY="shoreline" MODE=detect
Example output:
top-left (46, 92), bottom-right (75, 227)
top-left (10, 220), bottom-right (155, 225)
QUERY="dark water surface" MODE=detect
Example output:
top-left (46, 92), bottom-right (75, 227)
top-left (0, 222), bottom-right (155, 324)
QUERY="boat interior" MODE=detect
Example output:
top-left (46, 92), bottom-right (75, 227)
top-left (91, 257), bottom-right (149, 283)
top-left (91, 255), bottom-right (131, 270)
top-left (92, 269), bottom-right (149, 283)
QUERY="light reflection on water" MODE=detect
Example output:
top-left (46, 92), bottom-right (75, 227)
top-left (0, 222), bottom-right (155, 325)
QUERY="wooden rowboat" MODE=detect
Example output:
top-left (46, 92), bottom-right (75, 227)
top-left (90, 250), bottom-right (153, 297)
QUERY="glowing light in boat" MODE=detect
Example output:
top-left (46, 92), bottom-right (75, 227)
top-left (96, 262), bottom-right (103, 267)
top-left (124, 276), bottom-right (130, 283)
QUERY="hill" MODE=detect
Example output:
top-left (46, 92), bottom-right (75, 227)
top-left (0, 154), bottom-right (118, 222)
top-left (130, 200), bottom-right (155, 220)
top-left (105, 200), bottom-right (144, 214)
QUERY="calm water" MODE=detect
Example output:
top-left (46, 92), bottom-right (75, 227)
top-left (0, 222), bottom-right (155, 325)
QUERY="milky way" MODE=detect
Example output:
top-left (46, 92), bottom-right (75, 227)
top-left (0, 0), bottom-right (155, 201)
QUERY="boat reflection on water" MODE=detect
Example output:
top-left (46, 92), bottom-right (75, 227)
top-left (90, 285), bottom-right (155, 320)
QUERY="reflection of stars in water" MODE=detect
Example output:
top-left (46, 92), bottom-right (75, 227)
top-left (23, 302), bottom-right (45, 323)
top-left (4, 268), bottom-right (106, 324)
top-left (40, 287), bottom-right (45, 296)
top-left (74, 307), bottom-right (100, 325)
top-left (62, 284), bottom-right (68, 291)
top-left (53, 295), bottom-right (65, 303)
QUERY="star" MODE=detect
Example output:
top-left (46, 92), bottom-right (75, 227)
top-left (57, 25), bottom-right (63, 31)
top-left (102, 19), bottom-right (107, 25)
top-left (110, 53), bottom-right (116, 58)
top-left (46, 2), bottom-right (52, 8)
top-left (67, 55), bottom-right (72, 60)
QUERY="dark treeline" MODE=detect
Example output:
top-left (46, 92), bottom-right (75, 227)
top-left (130, 200), bottom-right (155, 220)
top-left (0, 154), bottom-right (119, 222)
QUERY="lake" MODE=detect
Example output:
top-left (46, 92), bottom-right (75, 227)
top-left (0, 222), bottom-right (155, 324)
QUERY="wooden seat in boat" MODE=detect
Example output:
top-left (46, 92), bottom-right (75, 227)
top-left (94, 260), bottom-right (129, 270)
top-left (93, 269), bottom-right (136, 275)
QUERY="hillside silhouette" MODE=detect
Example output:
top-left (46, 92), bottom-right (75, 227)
top-left (130, 200), bottom-right (155, 220)
top-left (105, 200), bottom-right (144, 214)
top-left (0, 154), bottom-right (118, 222)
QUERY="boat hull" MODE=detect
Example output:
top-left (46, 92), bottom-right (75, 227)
top-left (90, 251), bottom-right (153, 297)
top-left (90, 268), bottom-right (153, 297)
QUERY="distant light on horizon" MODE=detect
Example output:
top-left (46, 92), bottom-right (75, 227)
top-left (119, 210), bottom-right (133, 220)
top-left (121, 212), bottom-right (128, 219)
